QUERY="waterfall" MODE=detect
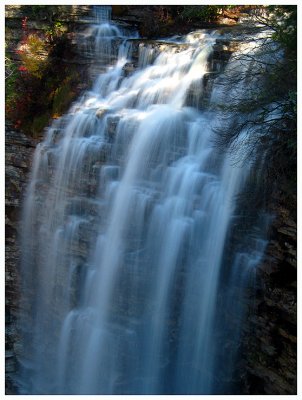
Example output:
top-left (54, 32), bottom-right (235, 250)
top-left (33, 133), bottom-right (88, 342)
top-left (17, 7), bottom-right (270, 395)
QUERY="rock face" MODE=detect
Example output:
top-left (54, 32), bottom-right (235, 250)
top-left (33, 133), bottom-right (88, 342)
top-left (241, 192), bottom-right (297, 394)
top-left (5, 5), bottom-right (93, 137)
top-left (5, 7), bottom-right (296, 395)
top-left (5, 5), bottom-right (92, 61)
top-left (5, 123), bottom-right (37, 394)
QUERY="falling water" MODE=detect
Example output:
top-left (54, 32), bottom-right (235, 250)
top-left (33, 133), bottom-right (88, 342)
top-left (17, 7), bottom-right (270, 395)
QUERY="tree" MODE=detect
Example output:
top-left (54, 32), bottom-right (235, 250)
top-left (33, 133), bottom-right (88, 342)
top-left (214, 6), bottom-right (296, 196)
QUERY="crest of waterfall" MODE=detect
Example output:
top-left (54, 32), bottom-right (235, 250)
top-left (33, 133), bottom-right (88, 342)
top-left (17, 7), bottom-right (271, 395)
top-left (93, 5), bottom-right (112, 22)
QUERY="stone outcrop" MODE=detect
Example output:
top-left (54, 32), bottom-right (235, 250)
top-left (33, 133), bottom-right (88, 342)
top-left (5, 123), bottom-right (37, 394)
top-left (241, 192), bottom-right (297, 394)
top-left (5, 5), bottom-right (296, 396)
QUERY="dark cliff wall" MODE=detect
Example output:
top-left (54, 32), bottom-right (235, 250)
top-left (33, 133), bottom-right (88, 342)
top-left (242, 190), bottom-right (297, 394)
top-left (5, 6), bottom-right (93, 392)
top-left (5, 124), bottom-right (36, 394)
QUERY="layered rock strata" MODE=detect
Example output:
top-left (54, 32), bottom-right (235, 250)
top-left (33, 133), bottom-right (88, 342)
top-left (5, 124), bottom-right (37, 394)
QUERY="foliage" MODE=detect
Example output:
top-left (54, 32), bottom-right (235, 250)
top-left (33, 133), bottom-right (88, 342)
top-left (52, 75), bottom-right (79, 115)
top-left (18, 34), bottom-right (47, 78)
top-left (6, 6), bottom-right (84, 136)
top-left (5, 50), bottom-right (18, 103)
top-left (178, 5), bottom-right (237, 23)
top-left (214, 5), bottom-right (296, 196)
top-left (46, 21), bottom-right (66, 43)
top-left (267, 6), bottom-right (297, 56)
top-left (137, 5), bottom-right (238, 38)
top-left (31, 112), bottom-right (51, 137)
top-left (20, 5), bottom-right (78, 21)
top-left (180, 6), bottom-right (222, 22)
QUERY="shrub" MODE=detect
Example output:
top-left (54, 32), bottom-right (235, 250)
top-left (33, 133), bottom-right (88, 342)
top-left (6, 7), bottom-right (84, 136)
top-left (180, 6), bottom-right (222, 22)
top-left (18, 34), bottom-right (48, 78)
top-left (214, 5), bottom-right (296, 196)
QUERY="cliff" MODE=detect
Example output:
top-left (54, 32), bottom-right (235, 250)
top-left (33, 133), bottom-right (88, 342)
top-left (5, 124), bottom-right (37, 393)
top-left (242, 190), bottom-right (297, 394)
top-left (5, 5), bottom-right (296, 395)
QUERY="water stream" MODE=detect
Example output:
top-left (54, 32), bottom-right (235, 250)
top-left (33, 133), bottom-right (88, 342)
top-left (17, 7), bottom-right (270, 394)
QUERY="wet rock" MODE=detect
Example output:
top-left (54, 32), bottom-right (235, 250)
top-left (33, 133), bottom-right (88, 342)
top-left (241, 190), bottom-right (297, 395)
top-left (5, 123), bottom-right (37, 394)
top-left (122, 62), bottom-right (137, 76)
top-left (106, 115), bottom-right (120, 138)
top-left (96, 108), bottom-right (109, 118)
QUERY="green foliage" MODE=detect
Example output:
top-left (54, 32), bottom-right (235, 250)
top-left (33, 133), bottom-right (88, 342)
top-left (19, 34), bottom-right (47, 78)
top-left (267, 6), bottom-right (297, 55)
top-left (31, 112), bottom-right (51, 138)
top-left (52, 75), bottom-right (78, 116)
top-left (5, 52), bottom-right (18, 104)
top-left (180, 6), bottom-right (222, 22)
top-left (20, 5), bottom-right (77, 21)
top-left (6, 6), bottom-right (84, 136)
top-left (46, 21), bottom-right (67, 42)
top-left (179, 5), bottom-right (236, 23)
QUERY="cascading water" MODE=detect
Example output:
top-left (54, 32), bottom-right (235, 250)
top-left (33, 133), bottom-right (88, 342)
top-left (17, 7), bottom-right (270, 395)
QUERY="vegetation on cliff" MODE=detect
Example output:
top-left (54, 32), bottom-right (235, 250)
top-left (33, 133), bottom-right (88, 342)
top-left (214, 5), bottom-right (296, 202)
top-left (5, 5), bottom-right (296, 395)
top-left (5, 4), bottom-right (296, 170)
top-left (5, 6), bottom-right (87, 137)
top-left (113, 5), bottom-right (243, 38)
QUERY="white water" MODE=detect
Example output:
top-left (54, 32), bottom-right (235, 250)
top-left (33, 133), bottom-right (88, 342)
top-left (17, 7), bottom-right (270, 395)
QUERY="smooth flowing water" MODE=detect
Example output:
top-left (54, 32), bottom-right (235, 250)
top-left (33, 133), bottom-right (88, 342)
top-left (17, 7), bottom-right (270, 394)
